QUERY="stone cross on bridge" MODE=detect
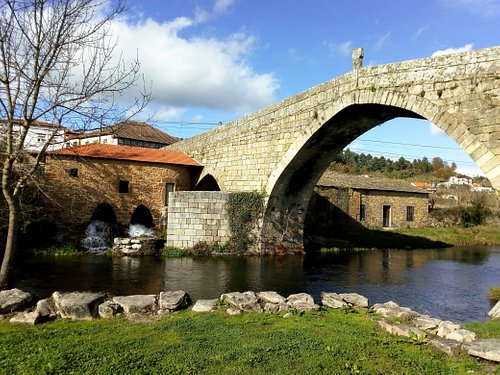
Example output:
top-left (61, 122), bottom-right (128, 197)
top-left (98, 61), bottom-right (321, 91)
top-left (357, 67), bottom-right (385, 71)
top-left (168, 46), bottom-right (499, 250)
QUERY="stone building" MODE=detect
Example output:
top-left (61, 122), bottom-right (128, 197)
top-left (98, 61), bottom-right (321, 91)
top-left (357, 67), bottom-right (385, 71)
top-left (307, 172), bottom-right (429, 233)
top-left (43, 144), bottom-right (202, 228)
top-left (66, 120), bottom-right (180, 149)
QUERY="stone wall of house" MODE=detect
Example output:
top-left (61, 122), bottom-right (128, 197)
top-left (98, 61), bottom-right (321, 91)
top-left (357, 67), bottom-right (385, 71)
top-left (308, 187), bottom-right (428, 232)
top-left (363, 191), bottom-right (429, 229)
top-left (166, 191), bottom-right (231, 249)
top-left (43, 156), bottom-right (197, 226)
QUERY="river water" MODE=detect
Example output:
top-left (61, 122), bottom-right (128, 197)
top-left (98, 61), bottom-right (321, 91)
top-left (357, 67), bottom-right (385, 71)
top-left (10, 245), bottom-right (499, 323)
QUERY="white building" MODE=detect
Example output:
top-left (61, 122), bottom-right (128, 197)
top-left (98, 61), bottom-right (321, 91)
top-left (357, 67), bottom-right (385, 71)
top-left (0, 119), bottom-right (66, 152)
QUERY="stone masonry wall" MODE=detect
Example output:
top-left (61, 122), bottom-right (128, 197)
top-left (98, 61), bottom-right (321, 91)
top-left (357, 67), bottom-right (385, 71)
top-left (43, 156), bottom-right (196, 226)
top-left (363, 191), bottom-right (429, 229)
top-left (166, 192), bottom-right (231, 249)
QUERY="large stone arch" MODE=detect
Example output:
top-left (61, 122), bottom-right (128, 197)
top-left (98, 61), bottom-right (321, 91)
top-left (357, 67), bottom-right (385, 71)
top-left (261, 90), bottom-right (489, 251)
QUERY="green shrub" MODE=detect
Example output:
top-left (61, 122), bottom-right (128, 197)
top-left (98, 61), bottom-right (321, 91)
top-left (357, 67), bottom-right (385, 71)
top-left (227, 191), bottom-right (265, 253)
top-left (161, 247), bottom-right (187, 258)
top-left (460, 198), bottom-right (490, 227)
top-left (488, 287), bottom-right (500, 303)
top-left (32, 242), bottom-right (81, 256)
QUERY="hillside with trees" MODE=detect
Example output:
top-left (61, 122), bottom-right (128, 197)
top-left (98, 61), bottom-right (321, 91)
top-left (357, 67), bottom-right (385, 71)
top-left (328, 149), bottom-right (486, 183)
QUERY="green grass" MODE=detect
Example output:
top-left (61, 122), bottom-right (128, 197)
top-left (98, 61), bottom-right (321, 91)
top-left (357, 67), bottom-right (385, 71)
top-left (395, 225), bottom-right (500, 246)
top-left (0, 309), bottom-right (495, 374)
top-left (466, 319), bottom-right (500, 339)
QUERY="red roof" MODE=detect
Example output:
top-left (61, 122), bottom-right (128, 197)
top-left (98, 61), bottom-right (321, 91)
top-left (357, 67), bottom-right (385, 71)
top-left (49, 144), bottom-right (201, 167)
top-left (67, 120), bottom-right (180, 145)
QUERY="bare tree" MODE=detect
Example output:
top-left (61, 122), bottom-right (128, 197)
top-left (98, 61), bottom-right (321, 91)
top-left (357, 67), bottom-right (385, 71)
top-left (0, 0), bottom-right (148, 288)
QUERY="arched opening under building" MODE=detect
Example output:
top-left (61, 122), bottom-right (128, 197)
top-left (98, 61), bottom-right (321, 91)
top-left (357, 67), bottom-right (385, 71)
top-left (194, 174), bottom-right (221, 191)
top-left (129, 204), bottom-right (154, 237)
top-left (82, 203), bottom-right (118, 252)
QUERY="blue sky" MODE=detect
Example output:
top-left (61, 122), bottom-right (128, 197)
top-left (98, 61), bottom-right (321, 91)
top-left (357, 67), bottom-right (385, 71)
top-left (112, 0), bottom-right (500, 177)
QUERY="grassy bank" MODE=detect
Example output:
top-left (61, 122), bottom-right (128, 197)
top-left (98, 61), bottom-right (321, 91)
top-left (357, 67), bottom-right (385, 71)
top-left (0, 309), bottom-right (497, 374)
top-left (395, 224), bottom-right (500, 247)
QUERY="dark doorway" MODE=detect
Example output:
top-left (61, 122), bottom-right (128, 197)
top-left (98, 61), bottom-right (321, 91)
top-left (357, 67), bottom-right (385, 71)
top-left (383, 205), bottom-right (391, 227)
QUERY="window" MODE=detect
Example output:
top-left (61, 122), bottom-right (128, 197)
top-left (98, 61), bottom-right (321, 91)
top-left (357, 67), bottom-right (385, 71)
top-left (102, 139), bottom-right (108, 144)
top-left (164, 183), bottom-right (175, 205)
top-left (383, 205), bottom-right (391, 227)
top-left (406, 206), bottom-right (415, 222)
top-left (360, 203), bottom-right (366, 221)
top-left (68, 168), bottom-right (78, 177)
top-left (119, 180), bottom-right (129, 193)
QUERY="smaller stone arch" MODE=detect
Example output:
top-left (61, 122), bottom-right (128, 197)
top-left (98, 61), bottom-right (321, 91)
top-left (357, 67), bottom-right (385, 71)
top-left (195, 174), bottom-right (221, 191)
top-left (90, 203), bottom-right (117, 224)
top-left (130, 204), bottom-right (154, 228)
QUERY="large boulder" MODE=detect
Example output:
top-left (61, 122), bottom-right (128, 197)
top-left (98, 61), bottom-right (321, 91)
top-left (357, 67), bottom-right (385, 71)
top-left (339, 293), bottom-right (368, 308)
top-left (445, 328), bottom-right (476, 344)
top-left (9, 298), bottom-right (57, 326)
top-left (257, 291), bottom-right (286, 305)
top-left (98, 301), bottom-right (123, 318)
top-left (220, 291), bottom-right (262, 313)
top-left (321, 292), bottom-right (348, 309)
top-left (113, 295), bottom-right (157, 315)
top-left (287, 293), bottom-right (320, 312)
top-left (192, 299), bottom-right (218, 312)
top-left (371, 301), bottom-right (419, 321)
top-left (159, 291), bottom-right (190, 311)
top-left (52, 291), bottom-right (105, 320)
top-left (488, 301), bottom-right (500, 319)
top-left (0, 288), bottom-right (32, 313)
top-left (258, 291), bottom-right (287, 313)
top-left (465, 339), bottom-right (500, 362)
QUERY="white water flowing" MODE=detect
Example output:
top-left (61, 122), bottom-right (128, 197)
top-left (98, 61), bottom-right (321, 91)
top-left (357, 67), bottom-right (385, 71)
top-left (81, 220), bottom-right (113, 253)
top-left (128, 223), bottom-right (154, 237)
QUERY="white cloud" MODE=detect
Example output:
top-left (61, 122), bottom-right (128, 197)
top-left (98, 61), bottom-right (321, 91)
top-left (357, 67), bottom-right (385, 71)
top-left (324, 40), bottom-right (353, 57)
top-left (413, 25), bottom-right (429, 40)
top-left (111, 10), bottom-right (278, 116)
top-left (374, 32), bottom-right (391, 50)
top-left (440, 0), bottom-right (500, 18)
top-left (429, 122), bottom-right (446, 136)
top-left (432, 43), bottom-right (474, 56)
top-left (214, 0), bottom-right (239, 14)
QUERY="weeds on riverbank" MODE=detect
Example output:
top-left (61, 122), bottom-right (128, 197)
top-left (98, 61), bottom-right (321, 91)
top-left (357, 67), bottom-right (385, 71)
top-left (488, 287), bottom-right (500, 303)
top-left (31, 242), bottom-right (81, 256)
top-left (0, 309), bottom-right (493, 374)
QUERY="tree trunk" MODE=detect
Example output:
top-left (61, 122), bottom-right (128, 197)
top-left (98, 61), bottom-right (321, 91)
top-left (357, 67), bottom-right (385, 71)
top-left (0, 191), bottom-right (19, 290)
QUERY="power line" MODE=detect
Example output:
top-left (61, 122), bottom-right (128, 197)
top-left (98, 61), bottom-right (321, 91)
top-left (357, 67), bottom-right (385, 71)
top-left (347, 147), bottom-right (478, 167)
top-left (355, 138), bottom-right (463, 151)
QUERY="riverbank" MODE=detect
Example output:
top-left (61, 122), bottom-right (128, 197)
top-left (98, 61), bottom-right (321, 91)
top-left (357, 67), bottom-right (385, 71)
top-left (395, 224), bottom-right (500, 247)
top-left (0, 308), bottom-right (498, 374)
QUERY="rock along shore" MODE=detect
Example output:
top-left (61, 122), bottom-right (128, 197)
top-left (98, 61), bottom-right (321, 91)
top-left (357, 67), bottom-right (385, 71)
top-left (1, 288), bottom-right (499, 363)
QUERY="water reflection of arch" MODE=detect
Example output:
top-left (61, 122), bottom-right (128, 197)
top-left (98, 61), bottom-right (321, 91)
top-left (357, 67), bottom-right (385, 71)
top-left (130, 204), bottom-right (154, 228)
top-left (90, 203), bottom-right (117, 224)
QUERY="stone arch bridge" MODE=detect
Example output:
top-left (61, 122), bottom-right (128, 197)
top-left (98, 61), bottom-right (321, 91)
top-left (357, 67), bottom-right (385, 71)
top-left (168, 46), bottom-right (499, 250)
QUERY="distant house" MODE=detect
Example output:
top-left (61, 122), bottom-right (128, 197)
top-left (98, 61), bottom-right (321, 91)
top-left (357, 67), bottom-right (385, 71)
top-left (44, 144), bottom-right (202, 228)
top-left (411, 182), bottom-right (437, 193)
top-left (308, 172), bottom-right (429, 231)
top-left (0, 119), bottom-right (66, 152)
top-left (66, 120), bottom-right (179, 149)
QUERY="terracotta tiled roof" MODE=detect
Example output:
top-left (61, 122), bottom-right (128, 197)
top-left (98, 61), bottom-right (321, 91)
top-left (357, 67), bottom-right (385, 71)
top-left (49, 144), bottom-right (201, 167)
top-left (318, 171), bottom-right (428, 194)
top-left (67, 121), bottom-right (180, 145)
